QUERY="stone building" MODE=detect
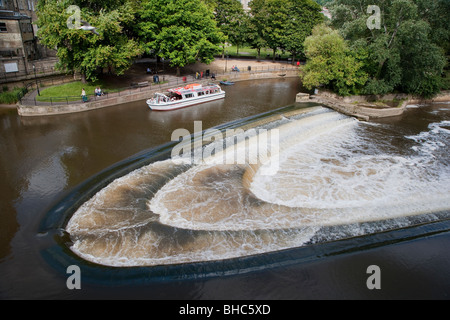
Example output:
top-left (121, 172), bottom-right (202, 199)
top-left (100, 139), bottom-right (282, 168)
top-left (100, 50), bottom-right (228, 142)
top-left (0, 10), bottom-right (36, 75)
top-left (0, 0), bottom-right (53, 81)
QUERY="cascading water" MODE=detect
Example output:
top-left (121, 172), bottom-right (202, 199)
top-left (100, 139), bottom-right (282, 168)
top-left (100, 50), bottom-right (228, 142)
top-left (65, 105), bottom-right (450, 267)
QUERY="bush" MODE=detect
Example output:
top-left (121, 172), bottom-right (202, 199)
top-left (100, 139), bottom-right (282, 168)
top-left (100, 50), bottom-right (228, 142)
top-left (0, 88), bottom-right (25, 104)
top-left (442, 70), bottom-right (450, 90)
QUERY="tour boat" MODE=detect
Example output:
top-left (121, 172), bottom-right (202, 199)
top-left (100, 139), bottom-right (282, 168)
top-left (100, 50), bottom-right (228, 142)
top-left (146, 83), bottom-right (225, 111)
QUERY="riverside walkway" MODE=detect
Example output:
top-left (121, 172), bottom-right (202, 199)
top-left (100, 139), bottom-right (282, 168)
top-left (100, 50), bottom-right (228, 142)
top-left (17, 59), bottom-right (300, 117)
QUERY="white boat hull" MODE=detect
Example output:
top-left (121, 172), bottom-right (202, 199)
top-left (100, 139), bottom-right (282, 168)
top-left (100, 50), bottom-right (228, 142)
top-left (147, 91), bottom-right (225, 111)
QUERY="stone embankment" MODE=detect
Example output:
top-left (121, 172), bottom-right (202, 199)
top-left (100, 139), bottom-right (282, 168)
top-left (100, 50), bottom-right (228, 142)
top-left (17, 68), bottom-right (298, 117)
top-left (298, 90), bottom-right (450, 121)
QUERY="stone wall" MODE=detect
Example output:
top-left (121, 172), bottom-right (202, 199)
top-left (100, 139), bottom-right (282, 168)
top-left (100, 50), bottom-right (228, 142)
top-left (17, 69), bottom-right (299, 117)
top-left (310, 89), bottom-right (450, 121)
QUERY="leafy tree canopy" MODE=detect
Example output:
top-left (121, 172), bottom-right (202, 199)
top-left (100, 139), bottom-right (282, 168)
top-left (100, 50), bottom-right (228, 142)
top-left (248, 0), bottom-right (323, 61)
top-left (301, 24), bottom-right (368, 95)
top-left (212, 0), bottom-right (248, 55)
top-left (137, 0), bottom-right (225, 75)
top-left (329, 0), bottom-right (448, 97)
top-left (36, 0), bottom-right (143, 82)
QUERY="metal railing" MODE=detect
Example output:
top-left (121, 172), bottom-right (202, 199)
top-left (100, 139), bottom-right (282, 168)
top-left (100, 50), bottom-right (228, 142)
top-left (19, 65), bottom-right (299, 106)
top-left (0, 65), bottom-right (65, 84)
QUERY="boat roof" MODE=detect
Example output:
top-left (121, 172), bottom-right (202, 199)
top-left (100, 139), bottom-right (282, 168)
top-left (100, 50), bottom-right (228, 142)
top-left (167, 83), bottom-right (219, 95)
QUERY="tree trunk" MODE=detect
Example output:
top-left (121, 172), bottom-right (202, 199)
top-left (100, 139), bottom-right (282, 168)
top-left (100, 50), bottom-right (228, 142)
top-left (176, 67), bottom-right (181, 77)
top-left (273, 48), bottom-right (276, 62)
top-left (81, 73), bottom-right (87, 84)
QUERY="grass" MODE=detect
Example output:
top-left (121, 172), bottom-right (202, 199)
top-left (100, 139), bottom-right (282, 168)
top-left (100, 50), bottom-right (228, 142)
top-left (36, 80), bottom-right (121, 102)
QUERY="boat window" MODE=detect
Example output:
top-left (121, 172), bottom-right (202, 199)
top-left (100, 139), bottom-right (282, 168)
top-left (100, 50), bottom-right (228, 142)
top-left (185, 93), bottom-right (194, 98)
top-left (198, 92), bottom-right (204, 96)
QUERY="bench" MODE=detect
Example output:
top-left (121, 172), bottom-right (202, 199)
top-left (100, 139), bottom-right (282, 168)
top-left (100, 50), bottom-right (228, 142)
top-left (130, 81), bottom-right (149, 88)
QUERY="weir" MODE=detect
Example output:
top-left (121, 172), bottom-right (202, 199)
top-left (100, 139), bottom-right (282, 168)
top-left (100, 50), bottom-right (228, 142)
top-left (63, 104), bottom-right (450, 267)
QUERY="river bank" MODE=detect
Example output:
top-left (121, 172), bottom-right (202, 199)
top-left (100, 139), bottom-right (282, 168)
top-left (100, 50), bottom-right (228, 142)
top-left (306, 89), bottom-right (450, 121)
top-left (16, 58), bottom-right (299, 117)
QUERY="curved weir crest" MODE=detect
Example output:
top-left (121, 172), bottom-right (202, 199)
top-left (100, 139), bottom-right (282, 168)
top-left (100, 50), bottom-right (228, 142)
top-left (65, 106), bottom-right (450, 267)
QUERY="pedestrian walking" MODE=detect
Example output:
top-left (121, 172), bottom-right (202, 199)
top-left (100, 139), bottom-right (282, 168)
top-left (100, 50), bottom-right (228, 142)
top-left (81, 88), bottom-right (88, 102)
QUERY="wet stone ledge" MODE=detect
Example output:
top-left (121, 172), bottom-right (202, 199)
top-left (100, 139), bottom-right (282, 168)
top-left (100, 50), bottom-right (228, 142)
top-left (304, 90), bottom-right (450, 121)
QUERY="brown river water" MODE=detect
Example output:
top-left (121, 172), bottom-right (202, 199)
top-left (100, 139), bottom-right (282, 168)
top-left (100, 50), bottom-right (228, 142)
top-left (0, 78), bottom-right (449, 299)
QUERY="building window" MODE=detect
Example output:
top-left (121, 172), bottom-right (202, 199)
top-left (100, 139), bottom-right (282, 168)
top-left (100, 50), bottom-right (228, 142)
top-left (0, 23), bottom-right (7, 32)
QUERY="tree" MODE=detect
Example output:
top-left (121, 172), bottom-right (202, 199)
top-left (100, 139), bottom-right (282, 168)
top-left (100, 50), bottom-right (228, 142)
top-left (282, 0), bottom-right (323, 62)
top-left (36, 0), bottom-right (143, 83)
top-left (329, 0), bottom-right (447, 97)
top-left (248, 0), bottom-right (269, 60)
top-left (137, 0), bottom-right (224, 76)
top-left (249, 0), bottom-right (323, 62)
top-left (264, 0), bottom-right (290, 61)
top-left (213, 0), bottom-right (247, 56)
top-left (301, 24), bottom-right (368, 96)
top-left (415, 0), bottom-right (450, 55)
top-left (397, 20), bottom-right (446, 96)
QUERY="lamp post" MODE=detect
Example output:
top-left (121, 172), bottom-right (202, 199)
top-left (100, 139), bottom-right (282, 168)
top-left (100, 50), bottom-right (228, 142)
top-left (225, 50), bottom-right (228, 73)
top-left (33, 64), bottom-right (40, 96)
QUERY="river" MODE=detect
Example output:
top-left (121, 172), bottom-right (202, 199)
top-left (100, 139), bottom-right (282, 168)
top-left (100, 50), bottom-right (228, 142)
top-left (0, 78), bottom-right (449, 299)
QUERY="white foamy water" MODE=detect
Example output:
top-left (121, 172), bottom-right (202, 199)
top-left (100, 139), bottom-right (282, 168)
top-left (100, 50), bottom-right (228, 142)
top-left (66, 106), bottom-right (450, 267)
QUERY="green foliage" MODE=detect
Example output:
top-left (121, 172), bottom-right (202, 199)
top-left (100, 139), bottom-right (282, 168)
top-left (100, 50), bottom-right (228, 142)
top-left (282, 0), bottom-right (324, 58)
top-left (443, 69), bottom-right (450, 90)
top-left (397, 20), bottom-right (446, 97)
top-left (0, 88), bottom-right (26, 104)
top-left (247, 0), bottom-right (269, 58)
top-left (313, 0), bottom-right (332, 5)
top-left (137, 0), bottom-right (224, 74)
top-left (214, 0), bottom-right (247, 47)
top-left (329, 0), bottom-right (448, 97)
top-left (248, 0), bottom-right (323, 60)
top-left (415, 0), bottom-right (450, 55)
top-left (301, 24), bottom-right (368, 96)
top-left (36, 0), bottom-right (143, 82)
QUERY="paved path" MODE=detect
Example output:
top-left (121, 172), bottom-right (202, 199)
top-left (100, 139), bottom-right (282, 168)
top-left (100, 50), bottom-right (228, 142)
top-left (19, 58), bottom-right (298, 106)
